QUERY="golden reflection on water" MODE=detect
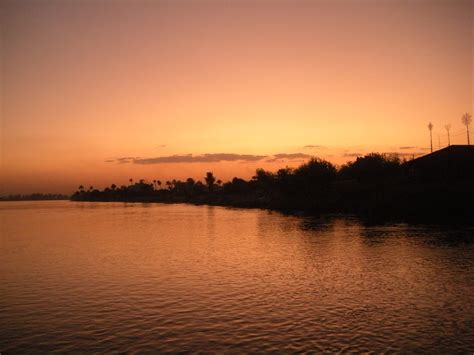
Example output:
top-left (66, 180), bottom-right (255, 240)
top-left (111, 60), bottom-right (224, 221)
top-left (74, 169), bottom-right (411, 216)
top-left (1, 201), bottom-right (473, 352)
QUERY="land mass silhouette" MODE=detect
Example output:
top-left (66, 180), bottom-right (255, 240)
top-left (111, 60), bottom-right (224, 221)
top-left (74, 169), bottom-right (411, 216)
top-left (71, 146), bottom-right (474, 224)
top-left (0, 193), bottom-right (69, 201)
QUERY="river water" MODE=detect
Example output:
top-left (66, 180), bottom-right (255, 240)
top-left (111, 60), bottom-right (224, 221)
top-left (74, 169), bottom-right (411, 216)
top-left (1, 201), bottom-right (473, 352)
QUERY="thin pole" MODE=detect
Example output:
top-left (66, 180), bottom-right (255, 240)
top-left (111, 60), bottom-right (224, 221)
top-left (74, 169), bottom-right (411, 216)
top-left (430, 130), bottom-right (433, 152)
top-left (428, 122), bottom-right (433, 153)
top-left (445, 124), bottom-right (451, 146)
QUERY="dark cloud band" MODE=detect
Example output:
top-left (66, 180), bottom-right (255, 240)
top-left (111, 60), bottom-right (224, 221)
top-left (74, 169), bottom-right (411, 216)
top-left (106, 153), bottom-right (315, 164)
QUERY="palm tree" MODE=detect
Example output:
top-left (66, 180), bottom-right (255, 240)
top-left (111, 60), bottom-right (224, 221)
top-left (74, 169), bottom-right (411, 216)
top-left (89, 186), bottom-right (94, 191)
top-left (444, 124), bottom-right (451, 146)
top-left (205, 172), bottom-right (216, 192)
top-left (461, 113), bottom-right (472, 145)
top-left (157, 180), bottom-right (162, 189)
top-left (78, 185), bottom-right (84, 191)
top-left (166, 181), bottom-right (171, 190)
top-left (428, 122), bottom-right (433, 153)
top-left (111, 184), bottom-right (117, 190)
top-left (129, 178), bottom-right (133, 185)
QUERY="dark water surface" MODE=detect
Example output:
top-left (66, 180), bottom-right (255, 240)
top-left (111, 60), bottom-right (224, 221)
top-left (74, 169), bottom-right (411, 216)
top-left (1, 201), bottom-right (473, 352)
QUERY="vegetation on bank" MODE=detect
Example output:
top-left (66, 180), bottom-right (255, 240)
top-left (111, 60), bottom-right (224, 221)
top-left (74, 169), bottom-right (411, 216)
top-left (0, 193), bottom-right (69, 201)
top-left (71, 153), bottom-right (474, 223)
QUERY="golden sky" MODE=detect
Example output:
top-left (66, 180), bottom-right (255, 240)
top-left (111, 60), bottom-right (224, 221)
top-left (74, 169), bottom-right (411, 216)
top-left (1, 0), bottom-right (472, 194)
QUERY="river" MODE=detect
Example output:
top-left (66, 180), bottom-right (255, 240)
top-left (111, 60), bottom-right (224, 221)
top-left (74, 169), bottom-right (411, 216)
top-left (1, 201), bottom-right (473, 352)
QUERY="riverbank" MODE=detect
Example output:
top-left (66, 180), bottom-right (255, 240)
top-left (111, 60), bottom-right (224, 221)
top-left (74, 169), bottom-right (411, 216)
top-left (71, 152), bottom-right (474, 225)
top-left (70, 181), bottom-right (474, 225)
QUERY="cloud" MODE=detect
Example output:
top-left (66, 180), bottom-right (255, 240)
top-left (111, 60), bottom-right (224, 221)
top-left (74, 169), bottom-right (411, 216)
top-left (343, 152), bottom-right (363, 157)
top-left (382, 151), bottom-right (422, 157)
top-left (156, 144), bottom-right (166, 148)
top-left (117, 157), bottom-right (139, 164)
top-left (399, 146), bottom-right (417, 150)
top-left (303, 145), bottom-right (326, 149)
top-left (265, 153), bottom-right (312, 162)
top-left (342, 151), bottom-right (425, 159)
top-left (106, 152), bottom-right (317, 164)
top-left (105, 157), bottom-right (140, 164)
top-left (132, 153), bottom-right (268, 164)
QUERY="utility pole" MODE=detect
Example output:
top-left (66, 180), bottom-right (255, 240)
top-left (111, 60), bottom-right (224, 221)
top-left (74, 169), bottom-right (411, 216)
top-left (461, 113), bottom-right (472, 145)
top-left (444, 124), bottom-right (451, 146)
top-left (428, 122), bottom-right (433, 153)
top-left (438, 134), bottom-right (441, 150)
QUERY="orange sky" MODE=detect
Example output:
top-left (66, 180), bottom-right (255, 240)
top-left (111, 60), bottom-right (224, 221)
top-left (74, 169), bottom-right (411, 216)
top-left (1, 0), bottom-right (472, 194)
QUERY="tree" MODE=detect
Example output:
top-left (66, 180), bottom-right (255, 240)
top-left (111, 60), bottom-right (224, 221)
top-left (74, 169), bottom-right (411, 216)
top-left (157, 180), bottom-right (162, 189)
top-left (294, 158), bottom-right (336, 183)
top-left (461, 113), bottom-right (472, 145)
top-left (129, 178), bottom-right (133, 185)
top-left (339, 153), bottom-right (401, 183)
top-left (78, 185), bottom-right (84, 191)
top-left (205, 172), bottom-right (216, 192)
top-left (111, 184), bottom-right (117, 190)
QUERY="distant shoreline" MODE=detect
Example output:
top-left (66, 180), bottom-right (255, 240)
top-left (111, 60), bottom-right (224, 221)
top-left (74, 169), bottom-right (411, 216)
top-left (0, 193), bottom-right (69, 202)
top-left (70, 149), bottom-right (474, 225)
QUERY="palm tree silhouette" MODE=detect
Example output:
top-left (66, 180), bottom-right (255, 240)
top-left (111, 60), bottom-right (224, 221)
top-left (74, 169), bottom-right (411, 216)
top-left (461, 113), bottom-right (472, 145)
top-left (205, 172), bottom-right (216, 192)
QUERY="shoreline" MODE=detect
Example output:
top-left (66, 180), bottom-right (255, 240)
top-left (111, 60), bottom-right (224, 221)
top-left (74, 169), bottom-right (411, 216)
top-left (68, 196), bottom-right (474, 226)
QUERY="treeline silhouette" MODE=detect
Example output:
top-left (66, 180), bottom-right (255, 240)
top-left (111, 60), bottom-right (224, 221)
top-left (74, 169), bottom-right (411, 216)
top-left (0, 193), bottom-right (69, 201)
top-left (72, 150), bottom-right (474, 223)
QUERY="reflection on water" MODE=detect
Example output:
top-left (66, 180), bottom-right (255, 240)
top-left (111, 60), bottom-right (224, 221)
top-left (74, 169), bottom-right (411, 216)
top-left (1, 201), bottom-right (473, 352)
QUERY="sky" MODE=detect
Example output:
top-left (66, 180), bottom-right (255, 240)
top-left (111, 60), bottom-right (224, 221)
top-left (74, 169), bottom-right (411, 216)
top-left (1, 0), bottom-right (472, 194)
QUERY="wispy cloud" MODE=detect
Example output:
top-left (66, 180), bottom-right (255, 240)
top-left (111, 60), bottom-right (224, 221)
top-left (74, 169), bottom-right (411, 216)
top-left (105, 157), bottom-right (140, 164)
top-left (343, 152), bottom-right (363, 157)
top-left (118, 157), bottom-right (140, 164)
top-left (265, 153), bottom-right (312, 162)
top-left (133, 153), bottom-right (268, 164)
top-left (106, 152), bottom-right (316, 164)
top-left (399, 146), bottom-right (417, 150)
top-left (382, 151), bottom-right (422, 157)
top-left (303, 145), bottom-right (326, 149)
